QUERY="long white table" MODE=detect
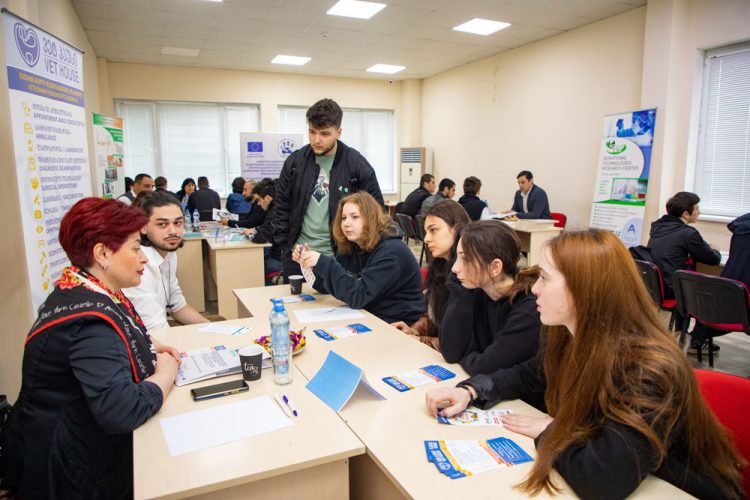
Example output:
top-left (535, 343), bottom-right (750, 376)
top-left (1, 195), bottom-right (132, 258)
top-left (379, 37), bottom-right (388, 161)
top-left (135, 321), bottom-right (365, 499)
top-left (234, 285), bottom-right (691, 499)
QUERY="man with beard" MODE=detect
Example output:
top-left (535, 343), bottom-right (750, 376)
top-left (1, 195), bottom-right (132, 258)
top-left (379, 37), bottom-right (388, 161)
top-left (124, 191), bottom-right (208, 330)
top-left (272, 98), bottom-right (384, 279)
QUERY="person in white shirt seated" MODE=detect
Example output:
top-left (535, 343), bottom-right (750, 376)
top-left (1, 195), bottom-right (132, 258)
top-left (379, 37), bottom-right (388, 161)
top-left (123, 191), bottom-right (208, 330)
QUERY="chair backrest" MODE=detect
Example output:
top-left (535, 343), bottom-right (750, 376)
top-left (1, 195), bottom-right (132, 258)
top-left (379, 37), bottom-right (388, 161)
top-left (694, 369), bottom-right (750, 495)
top-left (414, 214), bottom-right (426, 241)
top-left (673, 271), bottom-right (750, 333)
top-left (634, 259), bottom-right (665, 306)
top-left (550, 212), bottom-right (567, 228)
top-left (395, 213), bottom-right (418, 240)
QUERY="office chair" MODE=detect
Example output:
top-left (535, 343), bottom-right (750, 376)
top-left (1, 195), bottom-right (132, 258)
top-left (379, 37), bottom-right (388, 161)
top-left (633, 259), bottom-right (677, 331)
top-left (550, 212), bottom-right (567, 229)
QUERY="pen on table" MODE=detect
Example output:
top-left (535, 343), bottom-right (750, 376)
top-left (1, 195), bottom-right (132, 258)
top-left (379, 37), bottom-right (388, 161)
top-left (281, 393), bottom-right (299, 417)
top-left (313, 308), bottom-right (336, 316)
top-left (274, 393), bottom-right (293, 417)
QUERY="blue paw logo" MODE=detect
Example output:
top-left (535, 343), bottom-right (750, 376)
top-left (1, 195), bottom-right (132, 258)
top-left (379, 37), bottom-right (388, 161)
top-left (278, 138), bottom-right (297, 157)
top-left (14, 22), bottom-right (40, 67)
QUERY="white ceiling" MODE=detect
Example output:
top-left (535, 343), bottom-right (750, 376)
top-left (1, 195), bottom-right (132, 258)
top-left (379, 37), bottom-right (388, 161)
top-left (72, 0), bottom-right (646, 80)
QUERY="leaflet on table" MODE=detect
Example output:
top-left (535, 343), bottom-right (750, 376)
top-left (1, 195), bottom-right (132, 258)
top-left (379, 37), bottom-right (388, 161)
top-left (382, 365), bottom-right (455, 392)
top-left (212, 208), bottom-right (239, 221)
top-left (271, 294), bottom-right (316, 304)
top-left (425, 437), bottom-right (533, 479)
top-left (306, 350), bottom-right (385, 412)
top-left (293, 306), bottom-right (364, 323)
top-left (175, 345), bottom-right (270, 386)
top-left (314, 323), bottom-right (371, 341)
top-left (437, 408), bottom-right (512, 426)
top-left (198, 323), bottom-right (251, 336)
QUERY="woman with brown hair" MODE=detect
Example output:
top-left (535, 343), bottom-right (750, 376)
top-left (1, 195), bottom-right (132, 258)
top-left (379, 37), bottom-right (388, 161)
top-left (293, 191), bottom-right (423, 324)
top-left (392, 199), bottom-right (472, 349)
top-left (438, 220), bottom-right (541, 375)
top-left (426, 229), bottom-right (743, 499)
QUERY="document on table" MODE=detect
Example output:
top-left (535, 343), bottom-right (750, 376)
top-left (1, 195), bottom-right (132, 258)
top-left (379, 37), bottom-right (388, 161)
top-left (175, 345), bottom-right (270, 386)
top-left (198, 323), bottom-right (251, 335)
top-left (437, 408), bottom-right (512, 426)
top-left (425, 437), bottom-right (533, 479)
top-left (382, 365), bottom-right (455, 392)
top-left (293, 306), bottom-right (364, 323)
top-left (159, 395), bottom-right (292, 456)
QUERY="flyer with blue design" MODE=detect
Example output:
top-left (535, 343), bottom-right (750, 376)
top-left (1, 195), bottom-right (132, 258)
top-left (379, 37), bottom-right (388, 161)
top-left (314, 323), bottom-right (372, 341)
top-left (382, 365), bottom-right (455, 392)
top-left (437, 408), bottom-right (512, 426)
top-left (425, 437), bottom-right (533, 479)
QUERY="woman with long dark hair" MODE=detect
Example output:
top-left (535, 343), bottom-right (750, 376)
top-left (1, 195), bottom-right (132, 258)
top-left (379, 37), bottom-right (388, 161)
top-left (439, 220), bottom-right (541, 375)
top-left (426, 229), bottom-right (743, 499)
top-left (392, 200), bottom-right (471, 349)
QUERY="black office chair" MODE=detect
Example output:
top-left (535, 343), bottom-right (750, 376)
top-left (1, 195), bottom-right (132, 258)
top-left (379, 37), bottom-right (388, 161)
top-left (396, 213), bottom-right (419, 246)
top-left (633, 259), bottom-right (676, 331)
top-left (673, 270), bottom-right (750, 367)
top-left (414, 214), bottom-right (431, 267)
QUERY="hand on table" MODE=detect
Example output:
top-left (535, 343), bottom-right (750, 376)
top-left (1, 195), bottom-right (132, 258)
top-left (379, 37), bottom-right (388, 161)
top-left (391, 321), bottom-right (419, 337)
top-left (501, 413), bottom-right (553, 439)
top-left (425, 386), bottom-right (472, 418)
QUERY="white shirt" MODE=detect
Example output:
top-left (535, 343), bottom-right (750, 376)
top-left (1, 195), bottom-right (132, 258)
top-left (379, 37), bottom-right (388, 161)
top-left (117, 190), bottom-right (136, 206)
top-left (521, 191), bottom-right (529, 213)
top-left (123, 245), bottom-right (187, 331)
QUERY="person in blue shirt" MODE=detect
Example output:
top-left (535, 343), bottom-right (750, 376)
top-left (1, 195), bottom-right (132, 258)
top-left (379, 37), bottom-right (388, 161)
top-left (292, 191), bottom-right (423, 324)
top-left (226, 177), bottom-right (253, 215)
top-left (508, 170), bottom-right (552, 219)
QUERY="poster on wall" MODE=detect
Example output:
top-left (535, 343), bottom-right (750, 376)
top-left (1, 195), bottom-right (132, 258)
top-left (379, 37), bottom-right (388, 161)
top-left (589, 108), bottom-right (657, 248)
top-left (3, 10), bottom-right (91, 310)
top-left (93, 114), bottom-right (123, 198)
top-left (239, 132), bottom-right (303, 180)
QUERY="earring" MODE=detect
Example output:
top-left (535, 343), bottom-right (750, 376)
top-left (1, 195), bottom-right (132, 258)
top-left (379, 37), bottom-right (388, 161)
top-left (102, 263), bottom-right (109, 271)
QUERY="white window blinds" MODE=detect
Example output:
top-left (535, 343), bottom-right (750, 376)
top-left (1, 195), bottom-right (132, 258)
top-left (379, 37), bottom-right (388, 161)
top-left (278, 105), bottom-right (396, 193)
top-left (694, 43), bottom-right (750, 218)
top-left (114, 100), bottom-right (259, 197)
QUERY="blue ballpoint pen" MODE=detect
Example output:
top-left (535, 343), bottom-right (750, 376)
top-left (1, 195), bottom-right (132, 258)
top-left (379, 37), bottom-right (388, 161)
top-left (282, 394), bottom-right (299, 417)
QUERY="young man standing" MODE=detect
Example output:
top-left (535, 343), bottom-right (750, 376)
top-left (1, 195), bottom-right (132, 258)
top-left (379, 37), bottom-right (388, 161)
top-left (401, 173), bottom-right (435, 217)
top-left (509, 170), bottom-right (551, 219)
top-left (124, 191), bottom-right (208, 330)
top-left (272, 98), bottom-right (384, 279)
top-left (117, 173), bottom-right (154, 205)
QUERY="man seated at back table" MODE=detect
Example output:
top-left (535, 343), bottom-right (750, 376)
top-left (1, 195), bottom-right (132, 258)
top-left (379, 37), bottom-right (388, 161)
top-left (506, 170), bottom-right (551, 219)
top-left (124, 191), bottom-right (209, 330)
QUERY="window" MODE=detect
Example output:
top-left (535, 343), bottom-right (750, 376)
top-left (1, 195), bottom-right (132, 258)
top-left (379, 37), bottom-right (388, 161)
top-left (278, 105), bottom-right (397, 193)
top-left (693, 43), bottom-right (750, 219)
top-left (114, 100), bottom-right (260, 197)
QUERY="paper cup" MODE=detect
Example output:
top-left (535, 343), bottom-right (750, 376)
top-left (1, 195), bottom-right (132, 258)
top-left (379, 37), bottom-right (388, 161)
top-left (238, 344), bottom-right (264, 381)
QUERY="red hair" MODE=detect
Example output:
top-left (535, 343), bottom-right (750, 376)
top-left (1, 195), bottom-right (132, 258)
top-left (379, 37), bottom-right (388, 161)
top-left (59, 198), bottom-right (148, 268)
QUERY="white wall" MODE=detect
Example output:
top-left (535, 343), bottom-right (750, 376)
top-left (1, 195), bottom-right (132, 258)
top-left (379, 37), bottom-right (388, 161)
top-left (422, 8), bottom-right (646, 231)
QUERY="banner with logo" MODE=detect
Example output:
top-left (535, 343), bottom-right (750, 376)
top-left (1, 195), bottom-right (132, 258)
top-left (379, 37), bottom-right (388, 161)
top-left (239, 132), bottom-right (303, 180)
top-left (92, 114), bottom-right (123, 198)
top-left (589, 108), bottom-right (656, 248)
top-left (3, 10), bottom-right (91, 309)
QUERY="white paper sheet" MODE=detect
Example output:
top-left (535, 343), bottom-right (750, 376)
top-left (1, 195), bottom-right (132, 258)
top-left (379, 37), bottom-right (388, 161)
top-left (293, 306), bottom-right (365, 323)
top-left (198, 323), bottom-right (251, 336)
top-left (159, 395), bottom-right (292, 456)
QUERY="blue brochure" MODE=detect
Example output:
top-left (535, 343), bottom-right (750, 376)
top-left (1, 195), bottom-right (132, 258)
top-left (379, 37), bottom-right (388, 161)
top-left (305, 350), bottom-right (385, 412)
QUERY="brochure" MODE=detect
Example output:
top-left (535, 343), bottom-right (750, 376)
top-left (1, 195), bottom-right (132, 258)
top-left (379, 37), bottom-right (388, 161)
top-left (271, 294), bottom-right (316, 304)
top-left (382, 365), bottom-right (455, 392)
top-left (314, 323), bottom-right (372, 341)
top-left (175, 345), bottom-right (270, 386)
top-left (306, 350), bottom-right (385, 412)
top-left (425, 437), bottom-right (533, 479)
top-left (437, 408), bottom-right (512, 426)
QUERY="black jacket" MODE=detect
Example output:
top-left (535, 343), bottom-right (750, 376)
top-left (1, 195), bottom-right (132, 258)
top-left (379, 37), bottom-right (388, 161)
top-left (251, 202), bottom-right (281, 260)
top-left (401, 187), bottom-right (432, 217)
top-left (458, 194), bottom-right (487, 221)
top-left (439, 275), bottom-right (541, 376)
top-left (464, 356), bottom-right (735, 500)
top-left (647, 214), bottom-right (720, 297)
top-left (312, 236), bottom-right (424, 324)
top-left (230, 201), bottom-right (266, 229)
top-left (272, 141), bottom-right (383, 256)
top-left (187, 187), bottom-right (221, 221)
top-left (721, 212), bottom-right (750, 289)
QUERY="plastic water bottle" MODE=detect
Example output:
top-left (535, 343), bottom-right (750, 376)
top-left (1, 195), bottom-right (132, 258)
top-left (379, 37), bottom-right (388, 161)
top-left (184, 210), bottom-right (192, 231)
top-left (270, 299), bottom-right (292, 385)
top-left (192, 208), bottom-right (200, 231)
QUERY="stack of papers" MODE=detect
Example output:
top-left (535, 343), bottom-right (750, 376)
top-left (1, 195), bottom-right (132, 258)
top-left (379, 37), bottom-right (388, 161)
top-left (437, 408), bottom-right (512, 426)
top-left (425, 437), bottom-right (533, 479)
top-left (175, 345), bottom-right (270, 386)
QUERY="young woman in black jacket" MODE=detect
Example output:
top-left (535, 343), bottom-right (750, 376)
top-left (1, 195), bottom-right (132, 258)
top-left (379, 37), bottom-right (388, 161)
top-left (438, 220), bottom-right (541, 376)
top-left (426, 229), bottom-right (744, 499)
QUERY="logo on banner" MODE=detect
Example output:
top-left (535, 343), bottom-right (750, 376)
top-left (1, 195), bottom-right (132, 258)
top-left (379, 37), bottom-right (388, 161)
top-left (247, 142), bottom-right (263, 153)
top-left (605, 139), bottom-right (627, 155)
top-left (278, 138), bottom-right (297, 157)
top-left (14, 22), bottom-right (40, 67)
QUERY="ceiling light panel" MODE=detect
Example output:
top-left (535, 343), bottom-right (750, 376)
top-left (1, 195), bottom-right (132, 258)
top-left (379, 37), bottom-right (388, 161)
top-left (366, 64), bottom-right (405, 74)
top-left (160, 46), bottom-right (200, 57)
top-left (453, 18), bottom-right (511, 36)
top-left (327, 0), bottom-right (386, 20)
top-left (272, 55), bottom-right (312, 66)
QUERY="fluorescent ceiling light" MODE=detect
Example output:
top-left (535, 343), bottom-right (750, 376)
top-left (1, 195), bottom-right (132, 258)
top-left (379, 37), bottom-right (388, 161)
top-left (453, 18), bottom-right (511, 36)
top-left (271, 55), bottom-right (311, 66)
top-left (160, 46), bottom-right (200, 57)
top-left (327, 0), bottom-right (386, 19)
top-left (367, 64), bottom-right (404, 74)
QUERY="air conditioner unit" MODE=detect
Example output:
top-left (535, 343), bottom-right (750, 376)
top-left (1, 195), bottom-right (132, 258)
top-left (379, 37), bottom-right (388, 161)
top-left (399, 147), bottom-right (433, 199)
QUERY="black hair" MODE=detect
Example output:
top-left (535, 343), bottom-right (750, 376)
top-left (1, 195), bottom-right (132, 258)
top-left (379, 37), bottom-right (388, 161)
top-left (133, 191), bottom-right (184, 248)
top-left (420, 173), bottom-right (435, 187)
top-left (134, 173), bottom-right (152, 183)
top-left (463, 176), bottom-right (482, 196)
top-left (438, 178), bottom-right (455, 191)
top-left (517, 170), bottom-right (534, 181)
top-left (306, 98), bottom-right (343, 129)
top-left (666, 191), bottom-right (700, 218)
top-left (197, 176), bottom-right (209, 188)
top-left (125, 177), bottom-right (134, 192)
top-left (231, 176), bottom-right (246, 193)
top-left (259, 183), bottom-right (276, 198)
top-left (181, 177), bottom-right (196, 190)
top-left (154, 176), bottom-right (168, 189)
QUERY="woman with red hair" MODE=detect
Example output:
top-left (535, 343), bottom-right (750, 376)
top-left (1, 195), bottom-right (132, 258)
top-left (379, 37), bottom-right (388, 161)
top-left (426, 229), bottom-right (743, 499)
top-left (1, 197), bottom-right (180, 499)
